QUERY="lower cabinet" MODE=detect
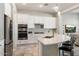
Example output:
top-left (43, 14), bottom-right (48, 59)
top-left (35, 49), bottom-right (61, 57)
top-left (38, 42), bottom-right (59, 56)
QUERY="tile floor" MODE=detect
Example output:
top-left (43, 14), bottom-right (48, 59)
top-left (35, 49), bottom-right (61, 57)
top-left (13, 43), bottom-right (79, 56)
top-left (74, 46), bottom-right (79, 56)
top-left (13, 43), bottom-right (39, 56)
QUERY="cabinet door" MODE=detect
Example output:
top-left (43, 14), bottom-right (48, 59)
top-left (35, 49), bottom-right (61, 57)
top-left (28, 16), bottom-right (34, 28)
top-left (48, 17), bottom-right (56, 28)
top-left (22, 14), bottom-right (28, 24)
top-left (44, 17), bottom-right (48, 28)
top-left (34, 16), bottom-right (42, 23)
top-left (39, 17), bottom-right (45, 24)
top-left (44, 17), bottom-right (56, 29)
top-left (17, 14), bottom-right (23, 24)
top-left (28, 23), bottom-right (34, 28)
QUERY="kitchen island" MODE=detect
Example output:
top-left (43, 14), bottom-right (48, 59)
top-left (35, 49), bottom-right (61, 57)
top-left (38, 34), bottom-right (70, 56)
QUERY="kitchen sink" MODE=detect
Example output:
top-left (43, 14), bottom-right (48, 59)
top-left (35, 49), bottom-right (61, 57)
top-left (44, 36), bottom-right (53, 38)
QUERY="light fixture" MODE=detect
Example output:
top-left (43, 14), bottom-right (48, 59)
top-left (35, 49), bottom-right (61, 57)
top-left (39, 3), bottom-right (49, 8)
top-left (52, 4), bottom-right (59, 12)
top-left (53, 6), bottom-right (59, 12)
top-left (44, 3), bottom-right (48, 6)
top-left (22, 3), bottom-right (27, 5)
top-left (57, 11), bottom-right (61, 16)
top-left (39, 4), bottom-right (43, 8)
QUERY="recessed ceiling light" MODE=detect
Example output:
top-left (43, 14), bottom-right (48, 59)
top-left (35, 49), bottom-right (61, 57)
top-left (39, 4), bottom-right (43, 8)
top-left (44, 3), bottom-right (48, 6)
top-left (52, 6), bottom-right (59, 12)
top-left (22, 3), bottom-right (27, 5)
top-left (58, 11), bottom-right (61, 15)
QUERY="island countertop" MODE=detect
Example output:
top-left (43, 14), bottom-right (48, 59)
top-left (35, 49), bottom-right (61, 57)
top-left (38, 34), bottom-right (71, 45)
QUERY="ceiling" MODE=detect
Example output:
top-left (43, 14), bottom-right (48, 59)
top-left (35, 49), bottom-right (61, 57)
top-left (71, 7), bottom-right (79, 13)
top-left (15, 3), bottom-right (79, 14)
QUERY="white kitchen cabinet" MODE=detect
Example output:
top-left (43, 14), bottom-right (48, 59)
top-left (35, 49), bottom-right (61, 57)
top-left (18, 14), bottom-right (29, 24)
top-left (17, 14), bottom-right (56, 29)
top-left (22, 14), bottom-right (28, 24)
top-left (34, 16), bottom-right (43, 24)
top-left (33, 16), bottom-right (56, 29)
top-left (17, 14), bottom-right (23, 24)
top-left (28, 23), bottom-right (34, 28)
top-left (34, 16), bottom-right (38, 23)
top-left (28, 16), bottom-right (34, 28)
top-left (44, 17), bottom-right (56, 29)
top-left (17, 14), bottom-right (34, 28)
top-left (28, 15), bottom-right (44, 28)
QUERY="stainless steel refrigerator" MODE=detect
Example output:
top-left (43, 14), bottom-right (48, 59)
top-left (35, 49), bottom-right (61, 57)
top-left (4, 15), bottom-right (13, 56)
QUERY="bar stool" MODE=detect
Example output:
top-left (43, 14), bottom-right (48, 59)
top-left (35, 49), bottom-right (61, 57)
top-left (59, 36), bottom-right (76, 56)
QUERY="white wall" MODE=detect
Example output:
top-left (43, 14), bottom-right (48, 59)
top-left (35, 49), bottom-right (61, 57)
top-left (0, 3), bottom-right (4, 56)
top-left (0, 3), bottom-right (4, 40)
top-left (62, 13), bottom-right (79, 33)
top-left (12, 4), bottom-right (18, 48)
top-left (5, 3), bottom-right (11, 18)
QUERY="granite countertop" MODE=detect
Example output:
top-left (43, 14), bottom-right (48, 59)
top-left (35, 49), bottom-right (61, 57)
top-left (38, 34), bottom-right (71, 45)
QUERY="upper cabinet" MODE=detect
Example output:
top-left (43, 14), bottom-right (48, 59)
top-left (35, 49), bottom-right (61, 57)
top-left (17, 14), bottom-right (23, 24)
top-left (44, 17), bottom-right (56, 29)
top-left (26, 15), bottom-right (34, 28)
top-left (34, 16), bottom-right (43, 24)
top-left (17, 14), bottom-right (34, 28)
top-left (5, 3), bottom-right (11, 18)
top-left (22, 14), bottom-right (28, 24)
top-left (28, 16), bottom-right (34, 28)
top-left (17, 14), bottom-right (56, 29)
